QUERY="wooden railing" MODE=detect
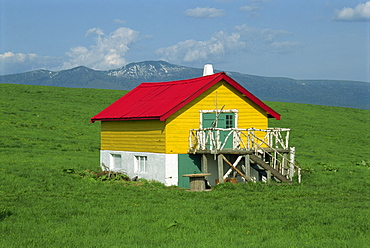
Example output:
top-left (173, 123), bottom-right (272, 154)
top-left (189, 127), bottom-right (291, 152)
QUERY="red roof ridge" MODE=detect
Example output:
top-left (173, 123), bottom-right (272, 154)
top-left (90, 72), bottom-right (280, 123)
top-left (139, 72), bottom-right (225, 86)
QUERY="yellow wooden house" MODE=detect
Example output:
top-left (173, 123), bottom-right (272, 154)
top-left (91, 69), bottom-right (298, 188)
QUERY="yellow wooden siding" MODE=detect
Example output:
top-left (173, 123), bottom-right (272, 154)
top-left (165, 81), bottom-right (269, 154)
top-left (101, 120), bottom-right (166, 153)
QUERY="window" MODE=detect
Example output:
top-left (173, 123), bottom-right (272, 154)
top-left (225, 114), bottom-right (234, 128)
top-left (202, 112), bottom-right (236, 128)
top-left (135, 156), bottom-right (147, 173)
top-left (110, 154), bottom-right (122, 169)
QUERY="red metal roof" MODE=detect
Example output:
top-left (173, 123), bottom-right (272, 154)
top-left (91, 72), bottom-right (280, 123)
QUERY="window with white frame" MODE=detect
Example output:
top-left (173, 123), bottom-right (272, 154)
top-left (200, 109), bottom-right (238, 129)
top-left (110, 154), bottom-right (122, 170)
top-left (135, 156), bottom-right (147, 173)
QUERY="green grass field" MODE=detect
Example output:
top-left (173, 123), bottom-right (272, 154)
top-left (1, 83), bottom-right (369, 247)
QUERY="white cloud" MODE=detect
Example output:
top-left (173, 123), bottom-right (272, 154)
top-left (156, 24), bottom-right (301, 64)
top-left (86, 27), bottom-right (105, 36)
top-left (1, 26), bottom-right (141, 74)
top-left (269, 41), bottom-right (303, 54)
top-left (235, 24), bottom-right (290, 42)
top-left (62, 27), bottom-right (139, 70)
top-left (240, 5), bottom-right (261, 12)
top-left (334, 1), bottom-right (370, 21)
top-left (156, 31), bottom-right (245, 63)
top-left (184, 7), bottom-right (225, 18)
top-left (0, 52), bottom-right (61, 75)
top-left (113, 19), bottom-right (126, 24)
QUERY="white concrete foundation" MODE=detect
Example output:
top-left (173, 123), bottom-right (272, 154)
top-left (100, 150), bottom-right (178, 186)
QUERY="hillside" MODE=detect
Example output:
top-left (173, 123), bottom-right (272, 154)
top-left (1, 83), bottom-right (368, 166)
top-left (1, 61), bottom-right (369, 110)
top-left (0, 83), bottom-right (369, 247)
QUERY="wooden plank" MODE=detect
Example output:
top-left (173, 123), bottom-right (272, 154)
top-left (188, 148), bottom-right (289, 154)
top-left (262, 148), bottom-right (290, 153)
top-left (188, 149), bottom-right (253, 155)
top-left (223, 155), bottom-right (243, 180)
top-left (249, 154), bottom-right (292, 183)
top-left (221, 155), bottom-right (252, 182)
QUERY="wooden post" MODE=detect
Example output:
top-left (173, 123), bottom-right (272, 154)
top-left (202, 154), bottom-right (208, 173)
top-left (282, 153), bottom-right (287, 177)
top-left (217, 154), bottom-right (223, 184)
top-left (245, 155), bottom-right (251, 180)
top-left (266, 170), bottom-right (271, 183)
top-left (289, 147), bottom-right (295, 179)
top-left (285, 130), bottom-right (290, 149)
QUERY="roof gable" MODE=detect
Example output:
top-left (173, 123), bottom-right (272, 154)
top-left (91, 72), bottom-right (280, 122)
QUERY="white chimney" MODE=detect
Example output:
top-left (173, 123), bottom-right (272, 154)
top-left (203, 64), bottom-right (214, 76)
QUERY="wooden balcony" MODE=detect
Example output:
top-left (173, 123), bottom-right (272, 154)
top-left (188, 127), bottom-right (301, 183)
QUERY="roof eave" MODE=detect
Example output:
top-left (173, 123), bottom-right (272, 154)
top-left (90, 116), bottom-right (161, 123)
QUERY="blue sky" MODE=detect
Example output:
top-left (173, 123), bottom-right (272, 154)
top-left (0, 0), bottom-right (369, 82)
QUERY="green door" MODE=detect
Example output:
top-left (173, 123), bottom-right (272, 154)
top-left (202, 113), bottom-right (235, 149)
top-left (178, 154), bottom-right (202, 189)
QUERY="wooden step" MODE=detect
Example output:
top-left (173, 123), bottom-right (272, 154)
top-left (249, 154), bottom-right (292, 183)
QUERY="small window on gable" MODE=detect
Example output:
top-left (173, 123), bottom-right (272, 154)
top-left (135, 156), bottom-right (147, 173)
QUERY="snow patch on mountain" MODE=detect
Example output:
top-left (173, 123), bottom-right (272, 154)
top-left (107, 61), bottom-right (190, 79)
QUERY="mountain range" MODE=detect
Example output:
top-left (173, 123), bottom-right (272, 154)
top-left (0, 60), bottom-right (369, 110)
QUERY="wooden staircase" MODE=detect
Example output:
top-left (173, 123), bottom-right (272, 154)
top-left (249, 154), bottom-right (292, 183)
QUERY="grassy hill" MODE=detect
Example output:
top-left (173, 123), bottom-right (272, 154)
top-left (1, 84), bottom-right (369, 247)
